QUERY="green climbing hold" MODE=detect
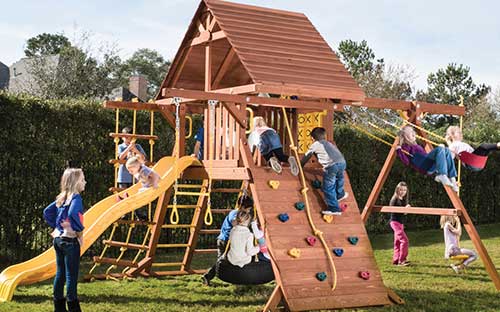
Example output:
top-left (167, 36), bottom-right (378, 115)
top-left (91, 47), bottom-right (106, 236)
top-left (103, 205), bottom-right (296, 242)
top-left (295, 202), bottom-right (305, 211)
top-left (316, 272), bottom-right (327, 281)
top-left (312, 180), bottom-right (321, 189)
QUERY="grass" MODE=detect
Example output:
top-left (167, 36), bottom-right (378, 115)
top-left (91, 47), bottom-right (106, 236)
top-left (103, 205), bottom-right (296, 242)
top-left (1, 224), bottom-right (500, 312)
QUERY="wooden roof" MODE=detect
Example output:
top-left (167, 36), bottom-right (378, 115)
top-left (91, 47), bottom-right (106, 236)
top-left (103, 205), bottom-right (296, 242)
top-left (159, 0), bottom-right (365, 102)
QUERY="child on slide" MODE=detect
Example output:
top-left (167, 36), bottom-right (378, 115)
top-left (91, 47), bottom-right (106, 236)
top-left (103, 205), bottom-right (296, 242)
top-left (125, 156), bottom-right (160, 192)
top-left (248, 116), bottom-right (299, 175)
top-left (440, 215), bottom-right (477, 273)
top-left (445, 126), bottom-right (500, 171)
top-left (397, 126), bottom-right (459, 192)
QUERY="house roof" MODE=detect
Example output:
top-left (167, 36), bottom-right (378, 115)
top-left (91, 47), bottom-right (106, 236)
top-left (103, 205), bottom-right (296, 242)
top-left (159, 0), bottom-right (365, 101)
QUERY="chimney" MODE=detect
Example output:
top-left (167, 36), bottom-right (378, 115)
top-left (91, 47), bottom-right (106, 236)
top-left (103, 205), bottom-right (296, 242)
top-left (129, 75), bottom-right (148, 101)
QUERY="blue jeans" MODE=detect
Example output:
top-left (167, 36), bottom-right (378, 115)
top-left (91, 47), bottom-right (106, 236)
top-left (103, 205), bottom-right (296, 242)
top-left (426, 146), bottom-right (457, 178)
top-left (53, 237), bottom-right (81, 302)
top-left (322, 162), bottom-right (346, 212)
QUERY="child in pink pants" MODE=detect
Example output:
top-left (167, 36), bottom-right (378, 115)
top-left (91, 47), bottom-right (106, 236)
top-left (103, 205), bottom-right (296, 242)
top-left (389, 182), bottom-right (410, 266)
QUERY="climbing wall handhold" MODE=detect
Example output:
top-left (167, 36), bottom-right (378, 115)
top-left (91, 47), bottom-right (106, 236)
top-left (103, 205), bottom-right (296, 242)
top-left (295, 202), bottom-right (305, 211)
top-left (348, 236), bottom-right (359, 245)
top-left (311, 179), bottom-right (321, 189)
top-left (340, 203), bottom-right (348, 212)
top-left (306, 236), bottom-right (317, 246)
top-left (316, 272), bottom-right (327, 281)
top-left (278, 213), bottom-right (289, 222)
top-left (323, 215), bottom-right (334, 223)
top-left (268, 180), bottom-right (280, 189)
top-left (333, 248), bottom-right (344, 257)
top-left (288, 248), bottom-right (301, 258)
top-left (359, 271), bottom-right (370, 280)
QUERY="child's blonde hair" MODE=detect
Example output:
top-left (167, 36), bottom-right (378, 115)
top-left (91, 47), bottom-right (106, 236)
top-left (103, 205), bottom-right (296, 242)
top-left (126, 156), bottom-right (141, 168)
top-left (440, 215), bottom-right (462, 236)
top-left (398, 126), bottom-right (417, 145)
top-left (445, 126), bottom-right (463, 143)
top-left (390, 181), bottom-right (409, 205)
top-left (253, 116), bottom-right (267, 128)
top-left (56, 168), bottom-right (85, 207)
top-left (232, 209), bottom-right (252, 227)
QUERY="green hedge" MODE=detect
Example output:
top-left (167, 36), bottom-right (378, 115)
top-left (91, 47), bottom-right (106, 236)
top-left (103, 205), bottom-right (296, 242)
top-left (1, 93), bottom-right (499, 266)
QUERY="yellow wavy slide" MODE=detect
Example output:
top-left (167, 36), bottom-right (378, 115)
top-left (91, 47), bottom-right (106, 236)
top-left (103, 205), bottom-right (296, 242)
top-left (0, 156), bottom-right (200, 302)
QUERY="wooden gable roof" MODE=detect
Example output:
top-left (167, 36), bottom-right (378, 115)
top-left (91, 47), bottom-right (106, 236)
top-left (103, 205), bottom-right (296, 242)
top-left (159, 0), bottom-right (365, 101)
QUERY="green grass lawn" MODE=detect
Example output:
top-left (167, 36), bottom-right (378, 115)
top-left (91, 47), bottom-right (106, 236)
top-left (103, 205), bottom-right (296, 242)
top-left (2, 224), bottom-right (499, 312)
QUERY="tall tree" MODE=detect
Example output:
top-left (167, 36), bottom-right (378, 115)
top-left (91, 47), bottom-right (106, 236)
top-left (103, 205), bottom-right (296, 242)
top-left (122, 49), bottom-right (171, 98)
top-left (417, 63), bottom-right (490, 126)
top-left (24, 33), bottom-right (71, 57)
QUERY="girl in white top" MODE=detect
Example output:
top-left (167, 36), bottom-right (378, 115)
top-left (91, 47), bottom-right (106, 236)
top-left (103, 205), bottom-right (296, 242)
top-left (227, 210), bottom-right (260, 268)
top-left (446, 126), bottom-right (500, 170)
top-left (440, 215), bottom-right (477, 273)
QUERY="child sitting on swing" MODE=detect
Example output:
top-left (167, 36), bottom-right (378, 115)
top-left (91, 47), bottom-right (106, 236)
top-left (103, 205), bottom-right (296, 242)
top-left (445, 126), bottom-right (500, 171)
top-left (440, 215), bottom-right (477, 273)
top-left (397, 126), bottom-right (459, 192)
top-left (248, 116), bottom-right (299, 176)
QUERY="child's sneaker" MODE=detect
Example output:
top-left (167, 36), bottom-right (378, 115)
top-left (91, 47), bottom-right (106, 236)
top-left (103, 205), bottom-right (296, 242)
top-left (201, 274), bottom-right (211, 286)
top-left (322, 210), bottom-right (342, 216)
top-left (435, 174), bottom-right (452, 187)
top-left (450, 177), bottom-right (459, 192)
top-left (269, 156), bottom-right (282, 174)
top-left (398, 261), bottom-right (411, 267)
top-left (338, 192), bottom-right (349, 201)
top-left (450, 264), bottom-right (460, 274)
top-left (288, 156), bottom-right (299, 176)
top-left (115, 192), bottom-right (129, 203)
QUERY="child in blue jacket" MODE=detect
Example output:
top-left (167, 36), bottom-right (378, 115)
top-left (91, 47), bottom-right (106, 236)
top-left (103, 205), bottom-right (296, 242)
top-left (43, 168), bottom-right (86, 312)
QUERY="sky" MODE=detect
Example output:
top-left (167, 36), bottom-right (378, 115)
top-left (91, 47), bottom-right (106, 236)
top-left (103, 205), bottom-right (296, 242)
top-left (1, 0), bottom-right (499, 91)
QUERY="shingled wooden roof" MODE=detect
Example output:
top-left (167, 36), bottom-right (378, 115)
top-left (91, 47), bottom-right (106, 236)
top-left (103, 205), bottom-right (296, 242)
top-left (160, 0), bottom-right (365, 101)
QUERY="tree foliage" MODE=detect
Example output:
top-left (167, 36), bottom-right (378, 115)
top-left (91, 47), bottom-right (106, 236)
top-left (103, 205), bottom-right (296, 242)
top-left (24, 33), bottom-right (71, 57)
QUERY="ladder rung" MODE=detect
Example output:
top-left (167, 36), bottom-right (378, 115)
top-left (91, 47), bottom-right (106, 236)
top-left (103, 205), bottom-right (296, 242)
top-left (109, 133), bottom-right (158, 140)
top-left (176, 184), bottom-right (203, 189)
top-left (151, 262), bottom-right (184, 267)
top-left (109, 187), bottom-right (126, 193)
top-left (167, 204), bottom-right (198, 209)
top-left (211, 209), bottom-right (233, 214)
top-left (175, 191), bottom-right (209, 196)
top-left (193, 249), bottom-right (218, 254)
top-left (116, 220), bottom-right (156, 226)
top-left (103, 240), bottom-right (149, 250)
top-left (157, 244), bottom-right (189, 248)
top-left (199, 229), bottom-right (220, 235)
top-left (211, 188), bottom-right (242, 193)
top-left (109, 159), bottom-right (155, 166)
top-left (161, 224), bottom-right (195, 229)
top-left (92, 256), bottom-right (138, 267)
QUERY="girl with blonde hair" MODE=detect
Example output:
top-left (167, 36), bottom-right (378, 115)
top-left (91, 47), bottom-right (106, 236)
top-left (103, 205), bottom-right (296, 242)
top-left (440, 215), bottom-right (477, 273)
top-left (397, 126), bottom-right (458, 192)
top-left (43, 167), bottom-right (86, 312)
top-left (445, 125), bottom-right (500, 171)
top-left (389, 182), bottom-right (411, 266)
top-left (248, 116), bottom-right (299, 175)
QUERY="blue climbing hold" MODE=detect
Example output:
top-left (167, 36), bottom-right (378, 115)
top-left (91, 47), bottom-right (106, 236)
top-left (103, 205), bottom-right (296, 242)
top-left (278, 213), bottom-right (289, 222)
top-left (316, 272), bottom-right (327, 281)
top-left (347, 236), bottom-right (359, 245)
top-left (295, 202), bottom-right (305, 211)
top-left (333, 248), bottom-right (344, 257)
top-left (311, 180), bottom-right (322, 189)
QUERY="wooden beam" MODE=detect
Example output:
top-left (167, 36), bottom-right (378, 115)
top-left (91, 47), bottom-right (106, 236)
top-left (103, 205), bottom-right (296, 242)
top-left (255, 83), bottom-right (366, 102)
top-left (222, 102), bottom-right (247, 128)
top-left (360, 98), bottom-right (466, 116)
top-left (155, 84), bottom-right (257, 105)
top-left (189, 30), bottom-right (227, 46)
top-left (104, 101), bottom-right (161, 111)
top-left (212, 48), bottom-right (236, 89)
top-left (263, 286), bottom-right (284, 312)
top-left (372, 206), bottom-right (460, 216)
top-left (159, 106), bottom-right (175, 128)
top-left (205, 44), bottom-right (211, 92)
top-left (170, 46), bottom-right (193, 87)
top-left (415, 101), bottom-right (466, 116)
top-left (161, 88), bottom-right (332, 110)
top-left (182, 167), bottom-right (250, 180)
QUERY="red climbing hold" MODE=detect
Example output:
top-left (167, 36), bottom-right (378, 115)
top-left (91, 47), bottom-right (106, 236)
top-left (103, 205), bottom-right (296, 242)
top-left (359, 271), bottom-right (370, 280)
top-left (306, 236), bottom-right (317, 246)
top-left (340, 203), bottom-right (348, 212)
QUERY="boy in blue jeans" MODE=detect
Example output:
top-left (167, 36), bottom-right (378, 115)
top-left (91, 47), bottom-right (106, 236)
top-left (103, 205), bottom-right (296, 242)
top-left (301, 127), bottom-right (348, 215)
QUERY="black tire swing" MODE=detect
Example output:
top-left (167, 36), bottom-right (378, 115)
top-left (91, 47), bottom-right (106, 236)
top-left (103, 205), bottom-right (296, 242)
top-left (216, 259), bottom-right (274, 285)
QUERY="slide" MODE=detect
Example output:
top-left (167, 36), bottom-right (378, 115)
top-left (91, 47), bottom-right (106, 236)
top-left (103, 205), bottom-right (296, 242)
top-left (0, 156), bottom-right (200, 302)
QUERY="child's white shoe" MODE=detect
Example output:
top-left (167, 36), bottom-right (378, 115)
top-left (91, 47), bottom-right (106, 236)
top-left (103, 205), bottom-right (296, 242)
top-left (269, 156), bottom-right (282, 174)
top-left (450, 264), bottom-right (460, 274)
top-left (435, 174), bottom-right (452, 186)
top-left (322, 210), bottom-right (342, 216)
top-left (450, 177), bottom-right (459, 192)
top-left (339, 192), bottom-right (349, 201)
top-left (288, 156), bottom-right (299, 176)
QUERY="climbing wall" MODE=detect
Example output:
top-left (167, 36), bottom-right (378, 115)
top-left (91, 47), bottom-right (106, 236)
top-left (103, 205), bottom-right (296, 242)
top-left (250, 165), bottom-right (392, 311)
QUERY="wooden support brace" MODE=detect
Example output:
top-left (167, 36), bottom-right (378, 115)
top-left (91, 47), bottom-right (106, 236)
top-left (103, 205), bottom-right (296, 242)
top-left (372, 206), bottom-right (460, 216)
